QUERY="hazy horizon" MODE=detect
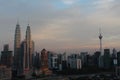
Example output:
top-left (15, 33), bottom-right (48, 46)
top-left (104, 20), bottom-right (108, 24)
top-left (0, 0), bottom-right (120, 53)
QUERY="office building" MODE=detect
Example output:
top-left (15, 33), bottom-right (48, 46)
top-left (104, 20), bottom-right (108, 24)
top-left (13, 22), bottom-right (21, 76)
top-left (104, 49), bottom-right (111, 69)
top-left (33, 52), bottom-right (41, 69)
top-left (98, 55), bottom-right (104, 68)
top-left (112, 48), bottom-right (117, 67)
top-left (41, 49), bottom-right (52, 75)
top-left (48, 51), bottom-right (54, 69)
top-left (1, 44), bottom-right (13, 68)
top-left (20, 24), bottom-right (34, 72)
top-left (25, 24), bottom-right (34, 69)
top-left (117, 51), bottom-right (120, 66)
top-left (51, 54), bottom-right (58, 70)
top-left (93, 51), bottom-right (100, 67)
top-left (80, 52), bottom-right (88, 67)
top-left (13, 22), bottom-right (35, 77)
top-left (57, 54), bottom-right (62, 71)
top-left (68, 54), bottom-right (82, 70)
top-left (23, 24), bottom-right (34, 70)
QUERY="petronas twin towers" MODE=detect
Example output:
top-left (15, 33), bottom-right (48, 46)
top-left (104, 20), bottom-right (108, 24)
top-left (14, 22), bottom-right (34, 75)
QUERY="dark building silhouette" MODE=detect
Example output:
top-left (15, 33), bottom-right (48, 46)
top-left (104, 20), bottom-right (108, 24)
top-left (93, 51), bottom-right (100, 67)
top-left (1, 44), bottom-right (13, 68)
top-left (80, 52), bottom-right (88, 67)
top-left (86, 55), bottom-right (94, 67)
top-left (117, 51), bottom-right (120, 66)
top-left (57, 54), bottom-right (62, 70)
top-left (33, 52), bottom-right (41, 69)
top-left (104, 49), bottom-right (111, 69)
top-left (112, 48), bottom-right (117, 67)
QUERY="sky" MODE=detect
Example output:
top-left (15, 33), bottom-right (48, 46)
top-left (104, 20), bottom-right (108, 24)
top-left (0, 0), bottom-right (120, 53)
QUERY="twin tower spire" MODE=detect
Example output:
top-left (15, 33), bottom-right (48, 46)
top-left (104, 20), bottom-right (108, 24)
top-left (14, 22), bottom-right (31, 52)
top-left (15, 22), bottom-right (31, 42)
top-left (14, 21), bottom-right (34, 75)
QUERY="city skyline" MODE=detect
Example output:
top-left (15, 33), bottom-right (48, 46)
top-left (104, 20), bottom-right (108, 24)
top-left (0, 0), bottom-right (120, 52)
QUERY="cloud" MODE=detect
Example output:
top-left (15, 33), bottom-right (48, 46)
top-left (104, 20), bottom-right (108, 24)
top-left (93, 0), bottom-right (115, 9)
top-left (61, 0), bottom-right (78, 5)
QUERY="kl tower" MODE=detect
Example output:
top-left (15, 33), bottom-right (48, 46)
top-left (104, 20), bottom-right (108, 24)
top-left (99, 28), bottom-right (103, 55)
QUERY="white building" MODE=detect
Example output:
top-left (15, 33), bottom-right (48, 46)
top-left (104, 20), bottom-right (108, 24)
top-left (51, 55), bottom-right (58, 69)
top-left (48, 52), bottom-right (58, 70)
top-left (48, 52), bottom-right (53, 69)
top-left (77, 59), bottom-right (82, 69)
top-left (68, 54), bottom-right (82, 69)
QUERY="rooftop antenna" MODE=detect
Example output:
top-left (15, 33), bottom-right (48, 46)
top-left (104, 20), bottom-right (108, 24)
top-left (28, 18), bottom-right (30, 26)
top-left (17, 19), bottom-right (19, 25)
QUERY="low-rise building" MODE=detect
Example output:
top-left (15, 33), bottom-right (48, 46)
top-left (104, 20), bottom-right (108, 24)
top-left (0, 65), bottom-right (12, 79)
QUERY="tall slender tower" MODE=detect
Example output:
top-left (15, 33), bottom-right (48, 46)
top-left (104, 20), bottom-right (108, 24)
top-left (99, 28), bottom-right (103, 55)
top-left (14, 22), bottom-right (21, 73)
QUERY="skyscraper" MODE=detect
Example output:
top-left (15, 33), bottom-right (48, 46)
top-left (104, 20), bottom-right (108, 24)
top-left (23, 24), bottom-right (34, 70)
top-left (13, 22), bottom-right (21, 75)
top-left (13, 22), bottom-right (35, 77)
